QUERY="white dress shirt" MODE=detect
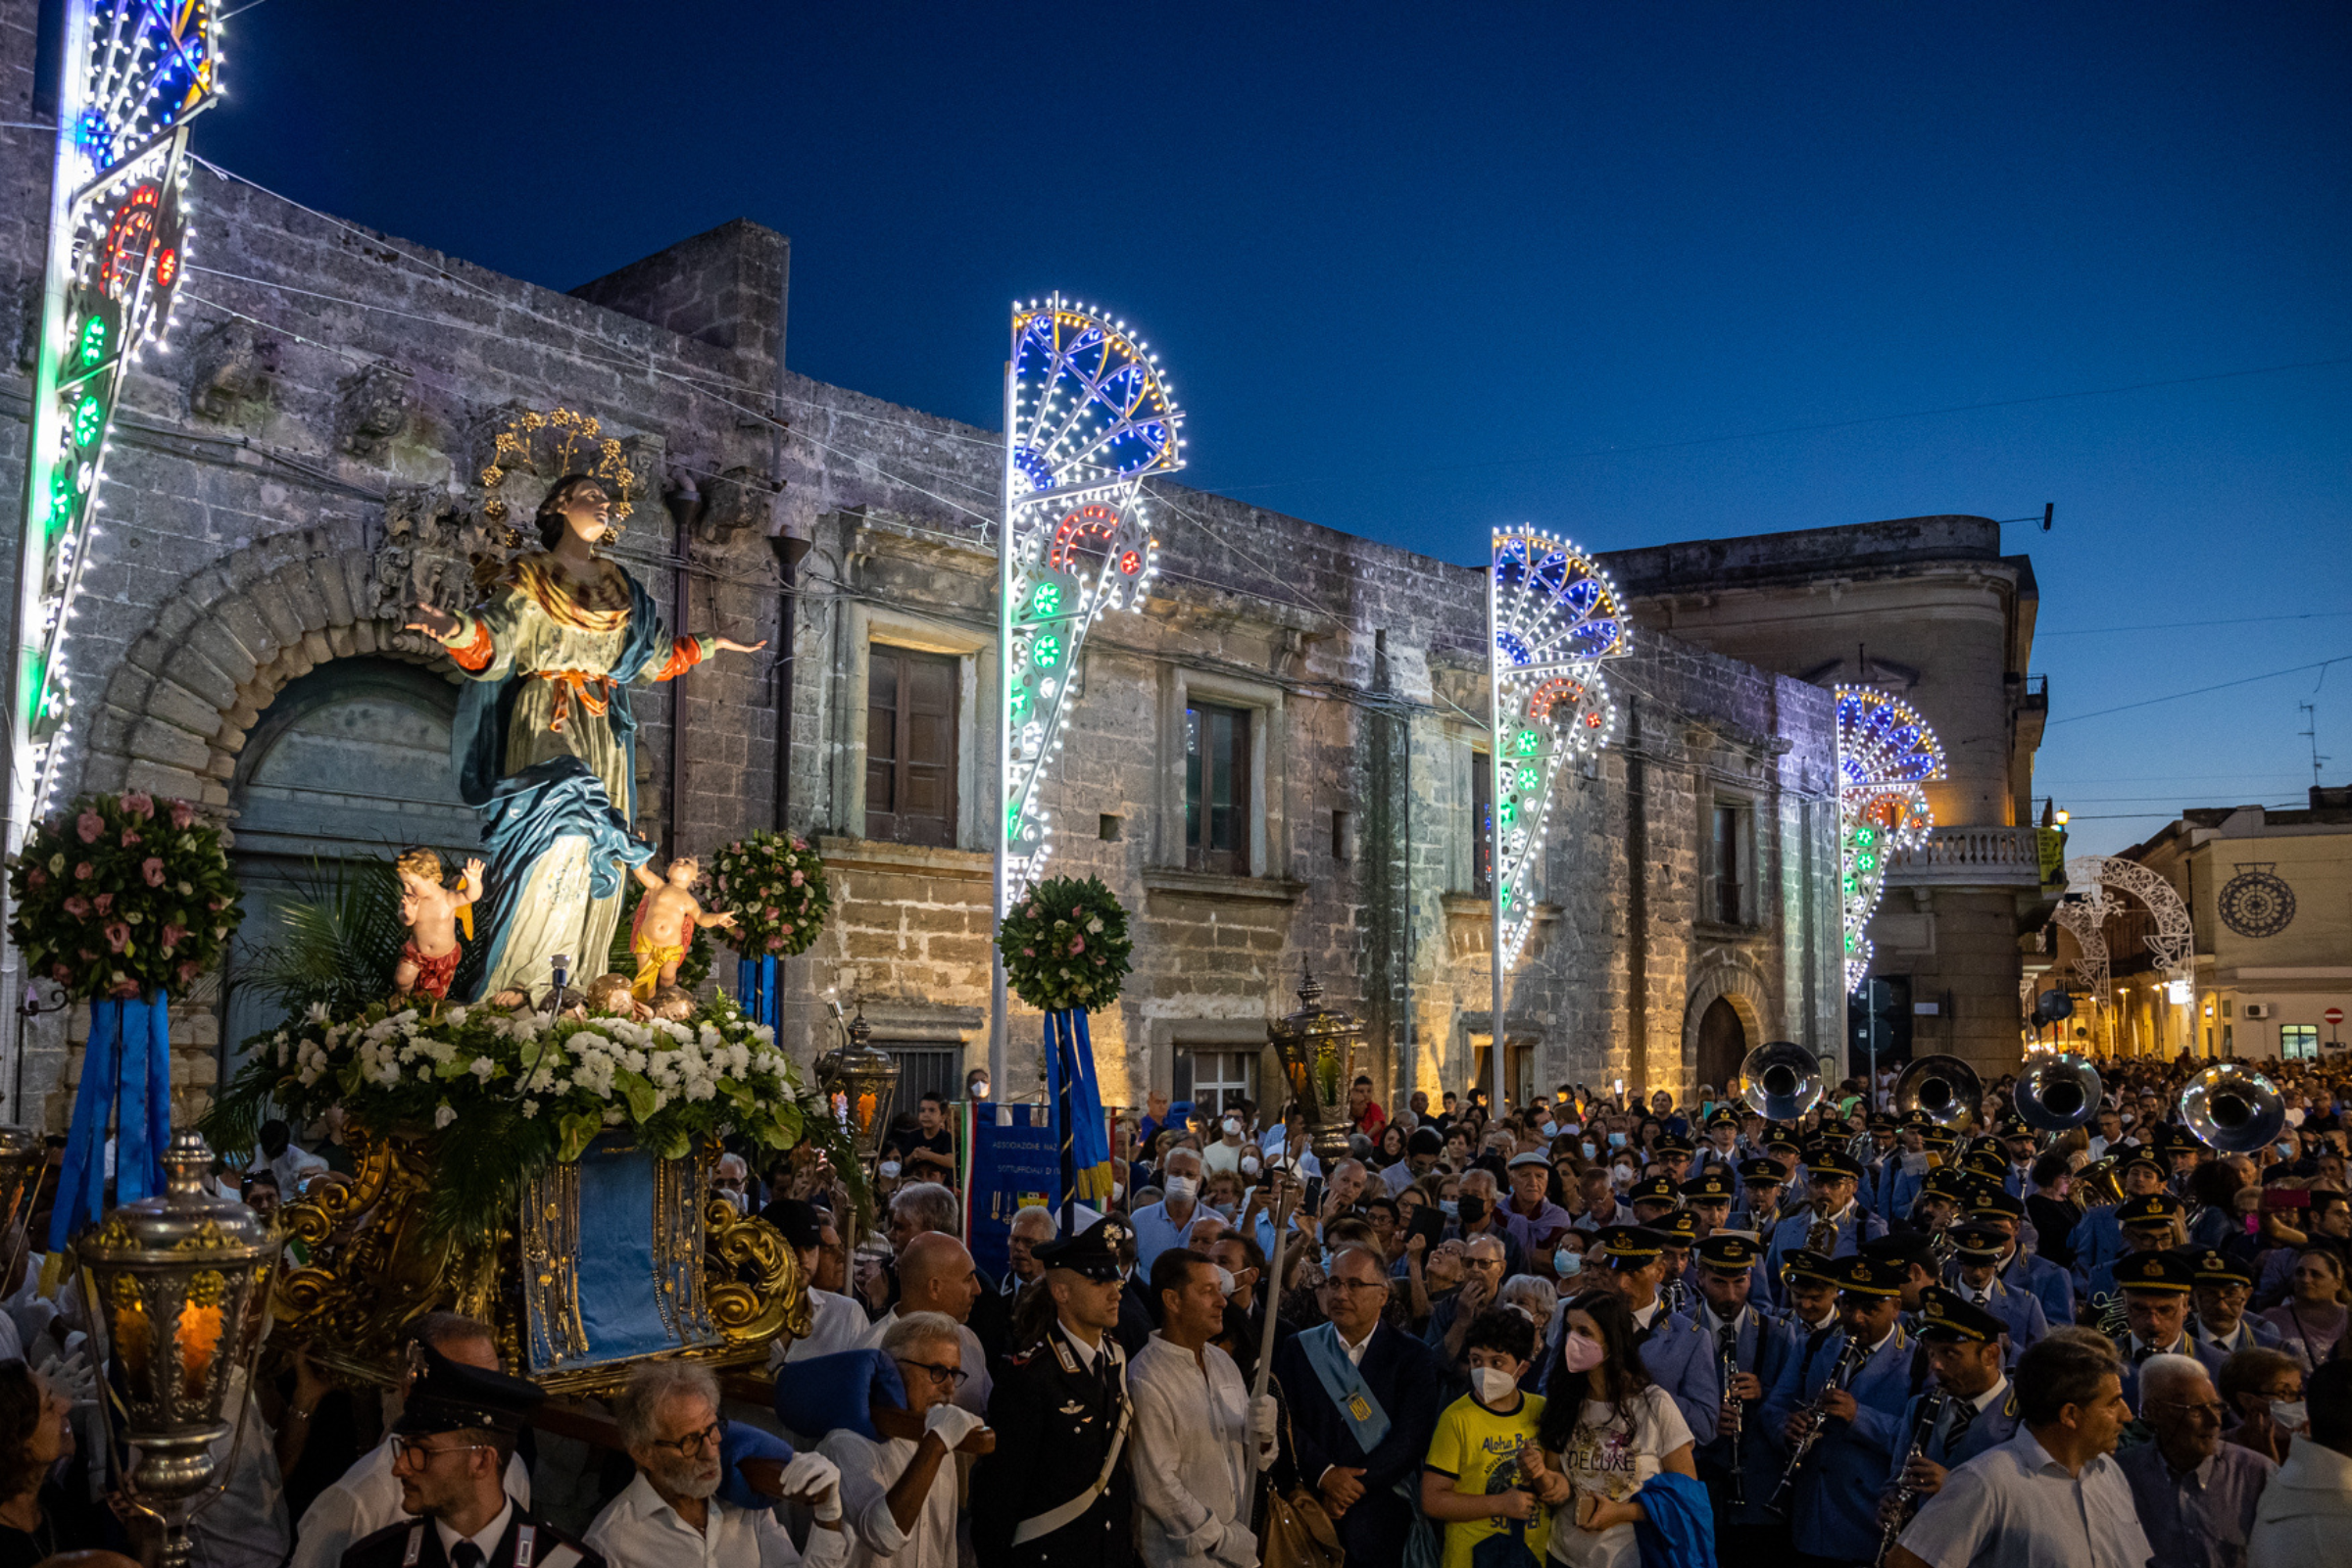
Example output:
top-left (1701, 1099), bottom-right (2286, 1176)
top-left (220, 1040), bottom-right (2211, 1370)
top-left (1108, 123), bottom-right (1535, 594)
top-left (781, 1289), bottom-right (872, 1365)
top-left (437, 1498), bottom-right (514, 1565)
top-left (1128, 1334), bottom-right (1268, 1568)
top-left (586, 1467), bottom-right (851, 1568)
top-left (818, 1428), bottom-right (957, 1568)
top-left (288, 1437), bottom-right (531, 1568)
top-left (2246, 1436), bottom-right (2352, 1568)
top-left (1897, 1427), bottom-right (2153, 1568)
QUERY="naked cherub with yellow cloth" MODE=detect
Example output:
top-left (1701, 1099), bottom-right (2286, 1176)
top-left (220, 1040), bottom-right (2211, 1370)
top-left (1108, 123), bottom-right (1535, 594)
top-left (626, 857), bottom-right (738, 999)
top-left (394, 848), bottom-right (484, 1002)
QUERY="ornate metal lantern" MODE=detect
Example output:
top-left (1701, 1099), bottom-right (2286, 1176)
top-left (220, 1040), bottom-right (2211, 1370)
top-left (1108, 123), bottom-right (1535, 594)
top-left (1268, 966), bottom-right (1364, 1167)
top-left (0, 1125), bottom-right (42, 1293)
top-left (76, 1131), bottom-right (274, 1567)
top-left (817, 1006), bottom-right (900, 1166)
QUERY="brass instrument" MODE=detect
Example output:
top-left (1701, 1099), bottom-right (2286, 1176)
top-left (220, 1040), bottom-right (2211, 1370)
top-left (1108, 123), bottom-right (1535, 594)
top-left (1876, 1389), bottom-right (1949, 1566)
top-left (1807, 1209), bottom-right (1838, 1255)
top-left (2075, 1156), bottom-right (2124, 1208)
top-left (1768, 1333), bottom-right (1871, 1516)
top-left (2180, 1064), bottom-right (2286, 1153)
top-left (1719, 1318), bottom-right (1747, 1508)
top-left (1740, 1041), bottom-right (1825, 1122)
top-left (2016, 1053), bottom-right (2103, 1133)
top-left (2090, 1291), bottom-right (2129, 1336)
top-left (1892, 1054), bottom-right (1984, 1132)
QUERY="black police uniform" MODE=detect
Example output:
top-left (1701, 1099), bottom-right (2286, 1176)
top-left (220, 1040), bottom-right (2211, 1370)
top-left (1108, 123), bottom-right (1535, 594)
top-left (972, 1220), bottom-right (1136, 1568)
top-left (340, 1506), bottom-right (601, 1568)
top-left (339, 1343), bottom-right (601, 1568)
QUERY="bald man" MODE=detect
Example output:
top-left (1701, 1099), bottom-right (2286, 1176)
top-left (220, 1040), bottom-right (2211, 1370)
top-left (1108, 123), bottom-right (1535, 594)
top-left (860, 1231), bottom-right (992, 1415)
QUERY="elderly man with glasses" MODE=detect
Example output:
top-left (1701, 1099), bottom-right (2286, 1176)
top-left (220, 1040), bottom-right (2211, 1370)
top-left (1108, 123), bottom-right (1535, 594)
top-left (586, 1360), bottom-right (846, 1568)
top-left (2116, 1352), bottom-right (2277, 1568)
top-left (819, 1312), bottom-right (996, 1568)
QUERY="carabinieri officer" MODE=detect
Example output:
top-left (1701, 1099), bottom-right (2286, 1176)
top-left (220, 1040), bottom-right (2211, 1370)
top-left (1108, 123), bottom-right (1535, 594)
top-left (973, 1216), bottom-right (1136, 1568)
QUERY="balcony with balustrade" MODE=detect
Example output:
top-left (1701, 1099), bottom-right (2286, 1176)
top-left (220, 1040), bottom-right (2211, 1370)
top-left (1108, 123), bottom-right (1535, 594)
top-left (1885, 825), bottom-right (2045, 888)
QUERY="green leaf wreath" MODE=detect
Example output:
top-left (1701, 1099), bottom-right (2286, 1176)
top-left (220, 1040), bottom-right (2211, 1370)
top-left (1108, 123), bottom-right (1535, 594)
top-left (201, 991), bottom-right (853, 1234)
top-left (7, 792), bottom-right (242, 1001)
top-left (996, 875), bottom-right (1133, 1012)
top-left (708, 832), bottom-right (831, 959)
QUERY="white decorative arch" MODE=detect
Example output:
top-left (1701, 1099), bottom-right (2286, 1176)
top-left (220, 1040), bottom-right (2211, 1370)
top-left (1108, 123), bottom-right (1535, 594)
top-left (2050, 854), bottom-right (2196, 1002)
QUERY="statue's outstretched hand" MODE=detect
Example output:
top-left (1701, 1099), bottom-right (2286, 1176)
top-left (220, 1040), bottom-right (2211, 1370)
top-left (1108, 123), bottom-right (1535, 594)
top-left (710, 636), bottom-right (767, 655)
top-left (405, 601), bottom-right (460, 639)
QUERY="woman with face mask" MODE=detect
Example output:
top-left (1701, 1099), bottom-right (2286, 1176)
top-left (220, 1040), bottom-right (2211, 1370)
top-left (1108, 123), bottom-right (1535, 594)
top-left (1535, 1293), bottom-right (1699, 1568)
top-left (1420, 1308), bottom-right (1569, 1568)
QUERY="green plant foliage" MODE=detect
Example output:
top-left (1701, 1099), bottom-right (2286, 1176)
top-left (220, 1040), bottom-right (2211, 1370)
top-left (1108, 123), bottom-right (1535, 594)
top-left (709, 832), bottom-right (831, 958)
top-left (995, 875), bottom-right (1133, 1012)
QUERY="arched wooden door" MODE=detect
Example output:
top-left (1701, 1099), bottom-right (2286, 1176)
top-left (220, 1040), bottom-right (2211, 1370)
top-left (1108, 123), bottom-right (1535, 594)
top-left (1695, 996), bottom-right (1747, 1098)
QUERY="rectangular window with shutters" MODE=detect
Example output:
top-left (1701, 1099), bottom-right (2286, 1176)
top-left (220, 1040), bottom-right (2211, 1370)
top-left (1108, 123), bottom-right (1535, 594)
top-left (2281, 1024), bottom-right (2318, 1061)
top-left (1185, 703), bottom-right (1251, 875)
top-left (1172, 1048), bottom-right (1256, 1116)
top-left (865, 645), bottom-right (959, 847)
top-left (1471, 751), bottom-right (1494, 898)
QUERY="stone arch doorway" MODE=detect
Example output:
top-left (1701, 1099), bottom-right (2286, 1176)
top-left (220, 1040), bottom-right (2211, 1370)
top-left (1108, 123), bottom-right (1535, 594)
top-left (219, 657), bottom-right (473, 1073)
top-left (1694, 996), bottom-right (1747, 1099)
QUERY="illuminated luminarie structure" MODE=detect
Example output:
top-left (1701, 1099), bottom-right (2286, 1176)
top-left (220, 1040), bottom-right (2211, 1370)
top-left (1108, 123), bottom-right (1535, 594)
top-left (1835, 686), bottom-right (1946, 993)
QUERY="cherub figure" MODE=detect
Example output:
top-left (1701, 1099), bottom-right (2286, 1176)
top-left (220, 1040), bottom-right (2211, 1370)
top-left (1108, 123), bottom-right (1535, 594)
top-left (394, 848), bottom-right (484, 1002)
top-left (626, 856), bottom-right (737, 1000)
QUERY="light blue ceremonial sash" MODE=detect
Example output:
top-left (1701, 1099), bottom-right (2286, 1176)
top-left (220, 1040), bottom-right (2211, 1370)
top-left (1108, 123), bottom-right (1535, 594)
top-left (1299, 1321), bottom-right (1391, 1452)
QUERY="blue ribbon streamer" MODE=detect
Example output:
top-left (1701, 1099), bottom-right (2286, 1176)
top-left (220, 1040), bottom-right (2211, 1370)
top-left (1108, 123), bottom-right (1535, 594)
top-left (50, 991), bottom-right (171, 1250)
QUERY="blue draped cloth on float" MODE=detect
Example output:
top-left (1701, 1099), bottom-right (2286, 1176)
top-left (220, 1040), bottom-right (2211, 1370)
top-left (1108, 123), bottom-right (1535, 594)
top-left (50, 992), bottom-right (171, 1250)
top-left (448, 571), bottom-right (663, 1004)
top-left (1044, 1008), bottom-right (1115, 1222)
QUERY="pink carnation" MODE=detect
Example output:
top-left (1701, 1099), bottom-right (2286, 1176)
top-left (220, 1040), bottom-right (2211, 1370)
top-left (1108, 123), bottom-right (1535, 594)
top-left (102, 921), bottom-right (130, 954)
top-left (75, 811), bottom-right (102, 844)
top-left (1069, 936), bottom-right (1086, 956)
top-left (176, 959), bottom-right (202, 984)
top-left (120, 829), bottom-right (140, 848)
top-left (141, 858), bottom-right (165, 887)
top-left (92, 893), bottom-right (112, 916)
top-left (122, 791), bottom-right (154, 819)
top-left (159, 922), bottom-right (187, 955)
top-left (766, 907), bottom-right (780, 922)
top-left (789, 870), bottom-right (805, 887)
top-left (24, 868), bottom-right (44, 889)
top-left (108, 978), bottom-right (140, 1000)
top-left (170, 800), bottom-right (194, 829)
top-left (74, 863), bottom-right (92, 881)
top-left (63, 896), bottom-right (90, 919)
top-left (1022, 947), bottom-right (1035, 957)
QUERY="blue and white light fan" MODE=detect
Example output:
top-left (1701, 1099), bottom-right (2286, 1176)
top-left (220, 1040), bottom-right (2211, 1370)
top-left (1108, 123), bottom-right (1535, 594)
top-left (1835, 687), bottom-right (1946, 993)
top-left (1488, 529), bottom-right (1630, 969)
top-left (1000, 298), bottom-right (1184, 896)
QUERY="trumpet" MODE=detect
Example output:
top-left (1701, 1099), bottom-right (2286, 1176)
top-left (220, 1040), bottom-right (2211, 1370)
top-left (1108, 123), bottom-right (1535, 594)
top-left (1876, 1389), bottom-right (1948, 1566)
top-left (1768, 1334), bottom-right (1871, 1517)
top-left (1719, 1320), bottom-right (1747, 1509)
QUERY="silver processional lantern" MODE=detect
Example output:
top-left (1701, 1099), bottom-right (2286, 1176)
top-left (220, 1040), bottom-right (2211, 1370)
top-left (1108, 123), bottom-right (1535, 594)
top-left (76, 1131), bottom-right (276, 1568)
top-left (1268, 965), bottom-right (1364, 1168)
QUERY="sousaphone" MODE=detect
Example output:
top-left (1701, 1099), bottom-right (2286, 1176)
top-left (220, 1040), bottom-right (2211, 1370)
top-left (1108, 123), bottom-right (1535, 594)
top-left (1892, 1054), bottom-right (1983, 1131)
top-left (1740, 1041), bottom-right (1824, 1122)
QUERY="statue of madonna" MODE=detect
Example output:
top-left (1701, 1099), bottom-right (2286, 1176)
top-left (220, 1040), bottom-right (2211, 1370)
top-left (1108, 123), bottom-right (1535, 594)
top-left (404, 474), bottom-right (762, 1004)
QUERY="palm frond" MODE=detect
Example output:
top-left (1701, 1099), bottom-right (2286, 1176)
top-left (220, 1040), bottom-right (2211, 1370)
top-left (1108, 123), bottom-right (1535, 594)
top-left (235, 856), bottom-right (408, 1030)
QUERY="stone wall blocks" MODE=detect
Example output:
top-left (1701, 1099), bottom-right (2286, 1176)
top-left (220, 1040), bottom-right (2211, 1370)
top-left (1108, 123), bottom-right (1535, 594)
top-left (126, 716), bottom-right (212, 773)
top-left (146, 679), bottom-right (226, 741)
top-left (122, 759), bottom-right (206, 803)
top-left (276, 562), bottom-right (332, 632)
top-left (184, 621), bottom-right (259, 688)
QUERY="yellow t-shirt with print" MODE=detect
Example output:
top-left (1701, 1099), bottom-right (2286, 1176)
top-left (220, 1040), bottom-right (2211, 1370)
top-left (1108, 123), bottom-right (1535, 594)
top-left (1424, 1390), bottom-right (1548, 1568)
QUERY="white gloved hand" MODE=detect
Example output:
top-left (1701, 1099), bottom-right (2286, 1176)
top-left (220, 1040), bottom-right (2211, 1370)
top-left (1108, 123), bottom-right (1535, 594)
top-left (35, 1350), bottom-right (95, 1407)
top-left (922, 1402), bottom-right (985, 1450)
top-left (779, 1450), bottom-right (843, 1522)
top-left (1249, 1395), bottom-right (1279, 1447)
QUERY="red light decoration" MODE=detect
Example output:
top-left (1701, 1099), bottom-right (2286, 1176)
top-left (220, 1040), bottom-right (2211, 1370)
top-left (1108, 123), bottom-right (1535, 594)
top-left (1117, 550), bottom-right (1142, 575)
top-left (1048, 503), bottom-right (1122, 572)
top-left (99, 184), bottom-right (162, 302)
top-left (154, 247), bottom-right (178, 290)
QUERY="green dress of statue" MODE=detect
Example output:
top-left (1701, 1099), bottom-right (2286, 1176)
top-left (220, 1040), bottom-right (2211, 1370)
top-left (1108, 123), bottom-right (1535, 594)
top-left (405, 476), bottom-right (762, 1003)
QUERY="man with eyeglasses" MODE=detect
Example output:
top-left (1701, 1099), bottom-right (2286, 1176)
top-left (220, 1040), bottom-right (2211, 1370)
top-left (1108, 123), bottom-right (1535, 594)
top-left (858, 1232), bottom-right (991, 1417)
top-left (295, 1313), bottom-right (533, 1568)
top-left (818, 1312), bottom-right (995, 1568)
top-left (587, 1360), bottom-right (846, 1568)
top-left (2115, 1352), bottom-right (2276, 1568)
top-left (340, 1345), bottom-right (593, 1568)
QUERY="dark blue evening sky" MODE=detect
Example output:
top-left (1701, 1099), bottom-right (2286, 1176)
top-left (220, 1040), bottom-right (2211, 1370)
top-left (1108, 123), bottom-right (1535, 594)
top-left (198, 1), bottom-right (2352, 855)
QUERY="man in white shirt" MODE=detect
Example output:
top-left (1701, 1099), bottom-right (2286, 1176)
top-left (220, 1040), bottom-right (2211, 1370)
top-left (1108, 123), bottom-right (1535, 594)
top-left (820, 1312), bottom-right (997, 1568)
top-left (586, 1360), bottom-right (847, 1568)
top-left (1888, 1326), bottom-right (2152, 1568)
top-left (293, 1313), bottom-right (533, 1568)
top-left (858, 1232), bottom-right (990, 1417)
top-left (258, 1118), bottom-right (329, 1196)
top-left (1200, 1115), bottom-right (1251, 1177)
top-left (1128, 1250), bottom-right (1277, 1568)
top-left (765, 1200), bottom-right (867, 1366)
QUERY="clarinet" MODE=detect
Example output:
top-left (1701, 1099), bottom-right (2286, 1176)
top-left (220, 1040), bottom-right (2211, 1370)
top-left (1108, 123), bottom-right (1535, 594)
top-left (1718, 1318), bottom-right (1746, 1508)
top-left (1875, 1389), bottom-right (1948, 1566)
top-left (1767, 1334), bottom-right (1871, 1517)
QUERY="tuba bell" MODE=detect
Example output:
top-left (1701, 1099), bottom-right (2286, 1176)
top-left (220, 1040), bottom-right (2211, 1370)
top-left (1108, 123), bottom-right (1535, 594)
top-left (1740, 1041), bottom-right (1824, 1122)
top-left (2179, 1064), bottom-right (2286, 1153)
top-left (2016, 1053), bottom-right (2103, 1133)
top-left (1892, 1054), bottom-right (1983, 1131)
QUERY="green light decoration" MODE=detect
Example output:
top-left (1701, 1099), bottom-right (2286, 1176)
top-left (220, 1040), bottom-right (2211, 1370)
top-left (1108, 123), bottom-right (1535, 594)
top-left (77, 316), bottom-right (106, 367)
top-left (1835, 685), bottom-right (1948, 993)
top-left (72, 397), bottom-right (104, 447)
top-left (1515, 728), bottom-right (1540, 756)
top-left (1032, 633), bottom-right (1061, 668)
top-left (1030, 582), bottom-right (1061, 618)
top-left (1515, 766), bottom-right (1539, 790)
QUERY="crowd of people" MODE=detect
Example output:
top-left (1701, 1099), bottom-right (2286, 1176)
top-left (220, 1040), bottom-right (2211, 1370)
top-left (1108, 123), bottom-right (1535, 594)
top-left (0, 1054), bottom-right (2348, 1568)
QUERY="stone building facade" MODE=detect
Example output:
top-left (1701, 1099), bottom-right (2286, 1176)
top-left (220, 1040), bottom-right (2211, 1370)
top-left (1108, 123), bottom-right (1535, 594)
top-left (0, 6), bottom-right (1848, 1126)
top-left (1604, 518), bottom-right (2055, 1082)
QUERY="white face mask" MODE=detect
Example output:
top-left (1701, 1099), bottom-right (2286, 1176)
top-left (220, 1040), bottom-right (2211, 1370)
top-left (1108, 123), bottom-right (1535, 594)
top-left (1163, 1175), bottom-right (1200, 1204)
top-left (878, 1160), bottom-right (902, 1180)
top-left (1471, 1366), bottom-right (1518, 1405)
top-left (2270, 1398), bottom-right (2308, 1433)
top-left (1222, 1117), bottom-right (1243, 1138)
top-left (1214, 1264), bottom-right (1238, 1298)
top-left (1240, 1155), bottom-right (1261, 1177)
